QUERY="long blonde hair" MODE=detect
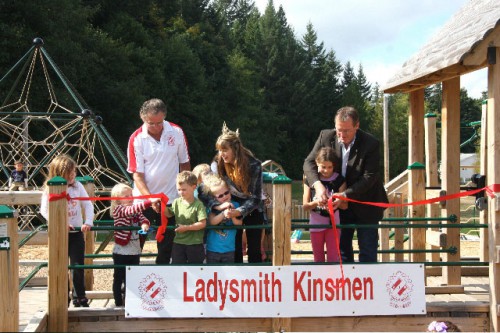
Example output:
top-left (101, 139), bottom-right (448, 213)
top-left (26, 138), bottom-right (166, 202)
top-left (43, 154), bottom-right (76, 188)
top-left (215, 122), bottom-right (254, 194)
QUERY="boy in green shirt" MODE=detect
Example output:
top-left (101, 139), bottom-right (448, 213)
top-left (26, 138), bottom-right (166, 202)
top-left (165, 171), bottom-right (207, 264)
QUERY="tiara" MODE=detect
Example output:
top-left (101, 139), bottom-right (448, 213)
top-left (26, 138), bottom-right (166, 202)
top-left (221, 121), bottom-right (239, 137)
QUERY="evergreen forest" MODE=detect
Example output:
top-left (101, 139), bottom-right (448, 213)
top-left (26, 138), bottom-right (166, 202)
top-left (0, 0), bottom-right (485, 180)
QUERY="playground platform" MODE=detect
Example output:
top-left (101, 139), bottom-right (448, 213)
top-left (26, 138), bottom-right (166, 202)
top-left (19, 275), bottom-right (490, 332)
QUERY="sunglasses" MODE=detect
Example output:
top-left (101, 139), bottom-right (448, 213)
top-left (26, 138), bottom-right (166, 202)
top-left (215, 190), bottom-right (230, 199)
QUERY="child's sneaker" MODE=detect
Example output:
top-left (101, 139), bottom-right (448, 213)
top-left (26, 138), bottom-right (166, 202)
top-left (77, 297), bottom-right (89, 307)
top-left (72, 298), bottom-right (81, 307)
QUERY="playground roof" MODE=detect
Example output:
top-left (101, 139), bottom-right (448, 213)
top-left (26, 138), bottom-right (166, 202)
top-left (383, 0), bottom-right (500, 93)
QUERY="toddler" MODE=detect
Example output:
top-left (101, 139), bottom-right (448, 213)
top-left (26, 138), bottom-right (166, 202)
top-left (110, 183), bottom-right (154, 307)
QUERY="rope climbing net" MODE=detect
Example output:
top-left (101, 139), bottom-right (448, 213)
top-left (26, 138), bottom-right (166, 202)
top-left (0, 38), bottom-right (130, 230)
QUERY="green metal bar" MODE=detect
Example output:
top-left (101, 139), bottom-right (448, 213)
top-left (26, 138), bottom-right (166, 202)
top-left (1, 46), bottom-right (36, 106)
top-left (85, 253), bottom-right (157, 258)
top-left (96, 124), bottom-right (128, 168)
top-left (88, 121), bottom-right (130, 182)
top-left (19, 262), bottom-right (48, 292)
top-left (291, 223), bottom-right (486, 229)
top-left (291, 247), bottom-right (456, 256)
top-left (70, 262), bottom-right (273, 269)
top-left (18, 224), bottom-right (47, 248)
top-left (292, 216), bottom-right (458, 223)
top-left (40, 47), bottom-right (85, 110)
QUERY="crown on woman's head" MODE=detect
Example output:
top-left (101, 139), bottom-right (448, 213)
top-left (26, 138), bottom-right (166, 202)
top-left (221, 121), bottom-right (239, 137)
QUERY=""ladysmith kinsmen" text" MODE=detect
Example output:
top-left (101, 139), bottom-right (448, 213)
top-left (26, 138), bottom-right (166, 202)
top-left (183, 271), bottom-right (374, 311)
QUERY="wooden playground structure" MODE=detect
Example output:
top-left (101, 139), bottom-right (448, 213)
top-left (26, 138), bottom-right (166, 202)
top-left (1, 0), bottom-right (500, 332)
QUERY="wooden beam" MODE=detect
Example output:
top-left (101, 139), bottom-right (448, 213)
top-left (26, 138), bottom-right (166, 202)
top-left (479, 100), bottom-right (488, 262)
top-left (425, 285), bottom-right (465, 294)
top-left (462, 28), bottom-right (500, 66)
top-left (384, 63), bottom-right (484, 94)
top-left (487, 45), bottom-right (500, 332)
top-left (424, 110), bottom-right (442, 263)
top-left (441, 77), bottom-right (462, 286)
top-left (0, 190), bottom-right (42, 205)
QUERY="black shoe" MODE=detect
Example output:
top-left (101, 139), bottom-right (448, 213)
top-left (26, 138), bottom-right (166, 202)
top-left (72, 298), bottom-right (81, 308)
top-left (79, 297), bottom-right (89, 307)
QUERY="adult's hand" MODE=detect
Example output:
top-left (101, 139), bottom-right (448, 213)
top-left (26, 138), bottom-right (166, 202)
top-left (313, 182), bottom-right (328, 205)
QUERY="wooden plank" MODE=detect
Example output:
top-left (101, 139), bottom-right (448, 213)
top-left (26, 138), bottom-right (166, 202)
top-left (441, 77), bottom-right (462, 286)
top-left (69, 318), bottom-right (272, 332)
top-left (67, 314), bottom-right (489, 333)
top-left (426, 230), bottom-right (447, 247)
top-left (426, 285), bottom-right (465, 294)
top-left (0, 190), bottom-right (43, 205)
top-left (22, 310), bottom-right (48, 333)
top-left (0, 216), bottom-right (19, 332)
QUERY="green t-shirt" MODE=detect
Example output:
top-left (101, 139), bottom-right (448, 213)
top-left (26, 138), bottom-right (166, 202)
top-left (168, 198), bottom-right (207, 245)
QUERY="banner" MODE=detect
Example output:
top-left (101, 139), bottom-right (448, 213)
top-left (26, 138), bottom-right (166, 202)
top-left (126, 264), bottom-right (425, 318)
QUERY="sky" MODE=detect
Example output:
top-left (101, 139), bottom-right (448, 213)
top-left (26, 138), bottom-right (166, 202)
top-left (254, 0), bottom-right (487, 98)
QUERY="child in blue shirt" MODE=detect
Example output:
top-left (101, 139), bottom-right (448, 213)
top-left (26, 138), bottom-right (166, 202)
top-left (202, 174), bottom-right (243, 263)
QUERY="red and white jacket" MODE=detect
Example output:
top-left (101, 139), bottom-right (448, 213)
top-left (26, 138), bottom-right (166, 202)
top-left (112, 200), bottom-right (151, 246)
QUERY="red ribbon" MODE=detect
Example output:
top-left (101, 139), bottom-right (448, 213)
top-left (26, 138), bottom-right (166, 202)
top-left (325, 183), bottom-right (499, 287)
top-left (48, 192), bottom-right (170, 241)
top-left (330, 184), bottom-right (498, 209)
top-left (327, 198), bottom-right (345, 286)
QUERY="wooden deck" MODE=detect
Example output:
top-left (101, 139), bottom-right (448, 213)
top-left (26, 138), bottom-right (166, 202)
top-left (19, 275), bottom-right (490, 332)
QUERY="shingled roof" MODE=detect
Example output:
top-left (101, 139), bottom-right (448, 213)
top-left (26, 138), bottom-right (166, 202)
top-left (383, 0), bottom-right (500, 93)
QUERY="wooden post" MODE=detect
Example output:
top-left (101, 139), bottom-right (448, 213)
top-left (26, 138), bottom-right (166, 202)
top-left (479, 100), bottom-right (488, 262)
top-left (0, 206), bottom-right (18, 332)
top-left (424, 113), bottom-right (442, 263)
top-left (272, 175), bottom-right (291, 332)
top-left (408, 163), bottom-right (426, 265)
top-left (393, 193), bottom-right (405, 262)
top-left (441, 77), bottom-right (462, 286)
top-left (408, 89), bottom-right (425, 167)
top-left (383, 94), bottom-right (390, 184)
top-left (487, 46), bottom-right (500, 332)
top-left (80, 176), bottom-right (95, 291)
top-left (381, 96), bottom-right (391, 263)
top-left (47, 176), bottom-right (69, 332)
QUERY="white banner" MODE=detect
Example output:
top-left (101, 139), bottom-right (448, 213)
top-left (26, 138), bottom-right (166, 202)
top-left (125, 264), bottom-right (425, 318)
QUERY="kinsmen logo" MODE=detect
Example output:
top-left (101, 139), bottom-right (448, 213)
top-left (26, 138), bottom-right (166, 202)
top-left (139, 273), bottom-right (167, 311)
top-left (386, 270), bottom-right (414, 309)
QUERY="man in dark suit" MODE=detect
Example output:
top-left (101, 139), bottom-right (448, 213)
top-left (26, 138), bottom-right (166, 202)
top-left (303, 106), bottom-right (388, 262)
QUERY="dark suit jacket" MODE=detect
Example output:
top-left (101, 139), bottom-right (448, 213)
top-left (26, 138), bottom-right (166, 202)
top-left (303, 128), bottom-right (388, 221)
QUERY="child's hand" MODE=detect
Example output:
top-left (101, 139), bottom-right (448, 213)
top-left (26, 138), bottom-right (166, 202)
top-left (141, 223), bottom-right (149, 232)
top-left (217, 202), bottom-right (233, 211)
top-left (81, 224), bottom-right (91, 233)
top-left (68, 224), bottom-right (75, 231)
top-left (175, 225), bottom-right (189, 233)
top-left (225, 208), bottom-right (241, 219)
